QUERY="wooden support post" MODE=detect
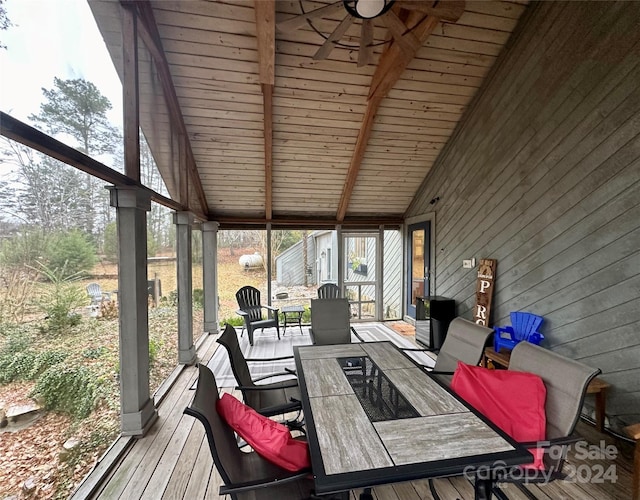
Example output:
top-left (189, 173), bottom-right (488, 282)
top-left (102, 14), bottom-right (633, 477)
top-left (109, 186), bottom-right (157, 436)
top-left (174, 211), bottom-right (196, 365)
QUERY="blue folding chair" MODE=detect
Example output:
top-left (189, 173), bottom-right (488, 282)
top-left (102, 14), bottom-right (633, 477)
top-left (493, 311), bottom-right (544, 352)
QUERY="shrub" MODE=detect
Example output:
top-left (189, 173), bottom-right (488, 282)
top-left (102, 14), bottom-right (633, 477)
top-left (221, 316), bottom-right (244, 327)
top-left (160, 289), bottom-right (204, 308)
top-left (103, 221), bottom-right (118, 263)
top-left (34, 262), bottom-right (87, 333)
top-left (0, 343), bottom-right (68, 384)
top-left (0, 266), bottom-right (39, 325)
top-left (46, 230), bottom-right (97, 278)
top-left (82, 346), bottom-right (105, 359)
top-left (193, 288), bottom-right (204, 308)
top-left (0, 351), bottom-right (36, 383)
top-left (104, 223), bottom-right (157, 260)
top-left (99, 300), bottom-right (118, 320)
top-left (31, 365), bottom-right (103, 419)
top-left (29, 350), bottom-right (68, 379)
top-left (149, 337), bottom-right (162, 366)
top-left (163, 290), bottom-right (178, 307)
top-left (0, 229), bottom-right (51, 269)
top-left (0, 331), bottom-right (30, 354)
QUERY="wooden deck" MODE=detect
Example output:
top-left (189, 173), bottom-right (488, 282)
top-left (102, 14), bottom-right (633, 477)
top-left (72, 331), bottom-right (635, 500)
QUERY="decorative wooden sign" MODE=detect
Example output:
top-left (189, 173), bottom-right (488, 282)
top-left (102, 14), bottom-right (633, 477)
top-left (473, 259), bottom-right (497, 327)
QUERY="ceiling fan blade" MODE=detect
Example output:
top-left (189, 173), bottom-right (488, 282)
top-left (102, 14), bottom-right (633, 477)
top-left (395, 0), bottom-right (465, 22)
top-left (313, 14), bottom-right (354, 60)
top-left (277, 1), bottom-right (345, 32)
top-left (381, 9), bottom-right (422, 53)
top-left (357, 19), bottom-right (373, 67)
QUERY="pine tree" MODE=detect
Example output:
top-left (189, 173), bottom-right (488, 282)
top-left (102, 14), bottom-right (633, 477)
top-left (28, 77), bottom-right (121, 236)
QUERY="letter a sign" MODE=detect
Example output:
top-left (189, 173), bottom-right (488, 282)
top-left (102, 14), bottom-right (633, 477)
top-left (473, 259), bottom-right (497, 326)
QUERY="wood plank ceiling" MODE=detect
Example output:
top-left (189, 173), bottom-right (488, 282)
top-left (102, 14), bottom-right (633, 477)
top-left (89, 0), bottom-right (529, 226)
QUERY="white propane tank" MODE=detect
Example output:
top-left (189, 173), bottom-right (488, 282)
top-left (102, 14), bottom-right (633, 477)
top-left (239, 253), bottom-right (263, 269)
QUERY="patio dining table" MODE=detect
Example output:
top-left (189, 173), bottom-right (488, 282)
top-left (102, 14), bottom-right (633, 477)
top-left (293, 341), bottom-right (533, 499)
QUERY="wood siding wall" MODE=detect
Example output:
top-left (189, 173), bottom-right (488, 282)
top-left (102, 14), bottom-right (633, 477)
top-left (407, 1), bottom-right (640, 429)
top-left (383, 230), bottom-right (403, 320)
top-left (275, 236), bottom-right (316, 286)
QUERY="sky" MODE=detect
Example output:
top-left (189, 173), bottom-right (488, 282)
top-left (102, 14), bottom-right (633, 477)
top-left (0, 0), bottom-right (123, 175)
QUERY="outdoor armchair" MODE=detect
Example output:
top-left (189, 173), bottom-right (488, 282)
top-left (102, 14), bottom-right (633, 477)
top-left (216, 323), bottom-right (302, 421)
top-left (86, 282), bottom-right (111, 305)
top-left (309, 298), bottom-right (364, 345)
top-left (235, 285), bottom-right (280, 346)
top-left (184, 364), bottom-right (314, 500)
top-left (317, 283), bottom-right (340, 299)
top-left (402, 317), bottom-right (493, 385)
top-left (493, 311), bottom-right (544, 353)
top-left (491, 341), bottom-right (601, 497)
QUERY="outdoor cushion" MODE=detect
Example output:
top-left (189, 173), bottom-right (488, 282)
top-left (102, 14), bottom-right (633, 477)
top-left (451, 362), bottom-right (546, 470)
top-left (216, 392), bottom-right (310, 472)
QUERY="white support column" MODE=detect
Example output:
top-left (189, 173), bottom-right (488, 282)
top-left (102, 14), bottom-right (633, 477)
top-left (109, 186), bottom-right (157, 437)
top-left (266, 223), bottom-right (272, 305)
top-left (202, 221), bottom-right (220, 334)
top-left (174, 211), bottom-right (197, 365)
top-left (376, 225), bottom-right (385, 321)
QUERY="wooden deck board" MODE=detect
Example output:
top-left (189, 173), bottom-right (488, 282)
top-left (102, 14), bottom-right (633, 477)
top-left (77, 331), bottom-right (633, 500)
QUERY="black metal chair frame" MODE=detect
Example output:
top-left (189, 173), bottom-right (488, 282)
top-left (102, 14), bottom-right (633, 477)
top-left (401, 317), bottom-right (493, 382)
top-left (216, 323), bottom-right (303, 424)
top-left (489, 342), bottom-right (601, 499)
top-left (185, 364), bottom-right (314, 500)
top-left (309, 298), bottom-right (364, 345)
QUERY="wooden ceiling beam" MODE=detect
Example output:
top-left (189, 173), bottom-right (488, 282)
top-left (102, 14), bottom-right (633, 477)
top-left (337, 11), bottom-right (444, 221)
top-left (254, 0), bottom-right (276, 221)
top-left (121, 0), bottom-right (209, 214)
top-left (212, 214), bottom-right (403, 229)
top-left (370, 12), bottom-right (442, 100)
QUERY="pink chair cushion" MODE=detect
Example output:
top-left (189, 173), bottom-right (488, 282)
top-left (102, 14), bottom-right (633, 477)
top-left (451, 362), bottom-right (547, 469)
top-left (216, 393), bottom-right (310, 472)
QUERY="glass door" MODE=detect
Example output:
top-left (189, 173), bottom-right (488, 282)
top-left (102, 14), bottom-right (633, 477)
top-left (406, 221), bottom-right (430, 319)
top-left (343, 232), bottom-right (378, 320)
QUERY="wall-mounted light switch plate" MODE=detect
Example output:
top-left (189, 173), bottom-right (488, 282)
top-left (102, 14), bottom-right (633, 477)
top-left (463, 258), bottom-right (476, 269)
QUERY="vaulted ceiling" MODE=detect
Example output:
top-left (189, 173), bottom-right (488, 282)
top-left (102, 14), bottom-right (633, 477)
top-left (89, 0), bottom-right (529, 226)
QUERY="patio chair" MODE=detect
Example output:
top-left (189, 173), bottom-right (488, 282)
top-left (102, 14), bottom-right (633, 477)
top-left (235, 285), bottom-right (280, 346)
top-left (317, 283), bottom-right (340, 299)
top-left (491, 341), bottom-right (601, 498)
top-left (86, 282), bottom-right (111, 305)
top-left (184, 364), bottom-right (314, 500)
top-left (216, 323), bottom-right (303, 421)
top-left (309, 298), bottom-right (364, 345)
top-left (493, 311), bottom-right (544, 353)
top-left (402, 317), bottom-right (493, 385)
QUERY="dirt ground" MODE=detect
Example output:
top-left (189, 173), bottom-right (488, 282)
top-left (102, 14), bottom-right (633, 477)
top-left (84, 245), bottom-right (276, 323)
top-left (0, 246), bottom-right (314, 498)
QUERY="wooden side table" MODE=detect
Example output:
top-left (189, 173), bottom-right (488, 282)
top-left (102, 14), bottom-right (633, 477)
top-left (624, 423), bottom-right (640, 500)
top-left (481, 347), bottom-right (610, 432)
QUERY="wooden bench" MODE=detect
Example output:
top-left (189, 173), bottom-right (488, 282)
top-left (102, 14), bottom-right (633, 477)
top-left (481, 346), bottom-right (610, 433)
